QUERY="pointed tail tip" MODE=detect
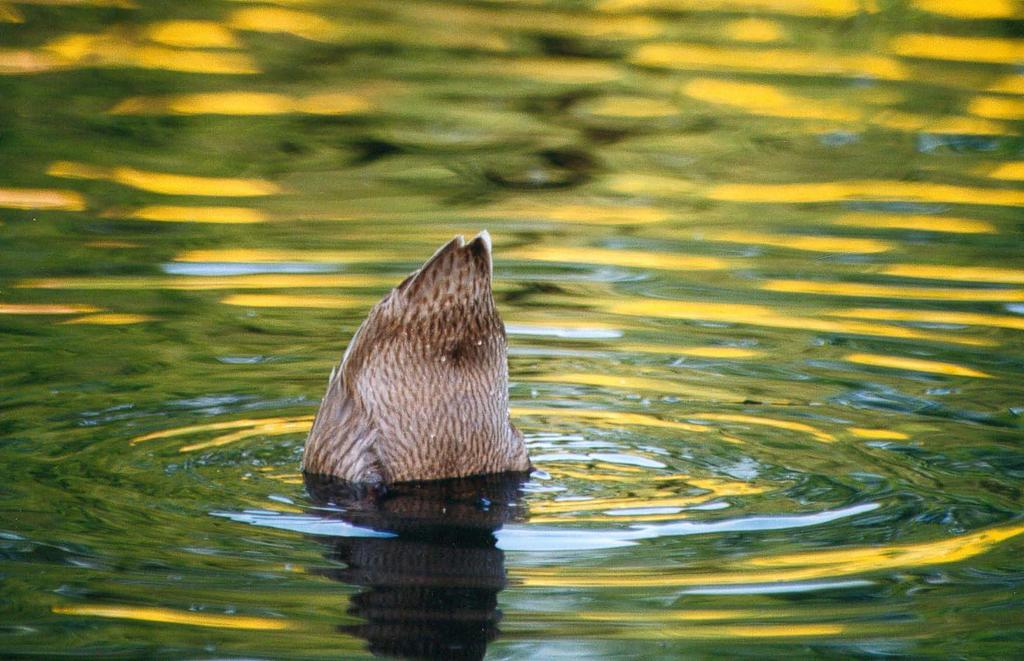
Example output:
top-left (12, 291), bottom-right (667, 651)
top-left (473, 229), bottom-right (492, 254)
top-left (447, 230), bottom-right (490, 254)
top-left (466, 230), bottom-right (492, 270)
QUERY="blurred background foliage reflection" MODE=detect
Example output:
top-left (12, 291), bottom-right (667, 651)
top-left (1, 0), bottom-right (1023, 657)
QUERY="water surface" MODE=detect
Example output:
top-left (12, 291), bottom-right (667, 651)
top-left (2, 0), bottom-right (1023, 657)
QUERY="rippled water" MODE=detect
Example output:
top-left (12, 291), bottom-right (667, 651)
top-left (2, 0), bottom-right (1023, 657)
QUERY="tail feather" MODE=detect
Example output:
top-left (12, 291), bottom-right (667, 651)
top-left (395, 231), bottom-right (492, 304)
top-left (303, 230), bottom-right (528, 482)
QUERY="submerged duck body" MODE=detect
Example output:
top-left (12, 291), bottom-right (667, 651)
top-left (302, 231), bottom-right (531, 484)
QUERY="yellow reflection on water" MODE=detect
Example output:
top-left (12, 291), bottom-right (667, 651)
top-left (43, 31), bottom-right (258, 74)
top-left (704, 229), bottom-right (891, 254)
top-left (530, 477), bottom-right (767, 522)
top-left (255, 466), bottom-right (304, 484)
top-left (110, 205), bottom-right (267, 223)
top-left (559, 609), bottom-right (880, 640)
top-left (843, 352), bottom-right (991, 379)
top-left (131, 416), bottom-right (313, 445)
top-left (227, 7), bottom-right (337, 41)
top-left (508, 245), bottom-right (729, 271)
top-left (618, 343), bottom-right (762, 359)
top-left (986, 161), bottom-right (1024, 181)
top-left (833, 212), bottom-right (996, 234)
top-left (882, 264), bottom-right (1024, 285)
top-left (724, 18), bottom-right (784, 43)
top-left (176, 249), bottom-right (392, 263)
top-left (295, 92), bottom-right (375, 115)
top-left (479, 202), bottom-right (670, 225)
top-left (764, 279), bottom-right (1024, 302)
top-left (61, 313), bottom-right (152, 325)
top-left (221, 294), bottom-right (368, 309)
top-left (19, 274), bottom-right (389, 291)
top-left (633, 43), bottom-right (906, 80)
top-left (532, 477), bottom-right (765, 515)
top-left (913, 0), bottom-right (1020, 19)
top-left (600, 0), bottom-right (869, 18)
top-left (52, 605), bottom-right (294, 631)
top-left (180, 420), bottom-right (312, 453)
top-left (48, 161), bottom-right (281, 197)
top-left (708, 180), bottom-right (1024, 207)
top-left (689, 413), bottom-right (835, 442)
top-left (543, 466), bottom-right (646, 483)
top-left (110, 91), bottom-right (287, 115)
top-left (529, 373), bottom-right (742, 403)
top-left (848, 427), bottom-right (909, 440)
top-left (740, 524), bottom-right (1024, 572)
top-left (513, 523), bottom-right (1024, 587)
top-left (110, 91), bottom-right (372, 116)
top-left (0, 303), bottom-right (99, 315)
top-left (969, 95), bottom-right (1024, 121)
top-left (573, 608), bottom-right (783, 622)
top-left (0, 187), bottom-right (84, 210)
top-left (683, 78), bottom-right (859, 123)
top-left (511, 406), bottom-right (709, 433)
top-left (144, 21), bottom-right (239, 48)
top-left (682, 78), bottom-right (1013, 135)
top-left (828, 307), bottom-right (1024, 332)
top-left (257, 470), bottom-right (305, 486)
top-left (607, 299), bottom-right (995, 347)
top-left (891, 33), bottom-right (1024, 65)
top-left (577, 621), bottom-right (850, 639)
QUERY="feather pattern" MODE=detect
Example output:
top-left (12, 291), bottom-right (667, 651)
top-left (302, 232), bottom-right (531, 483)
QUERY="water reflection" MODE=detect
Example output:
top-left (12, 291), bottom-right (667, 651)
top-left (3, 0), bottom-right (1024, 656)
top-left (47, 161), bottom-right (281, 196)
top-left (303, 472), bottom-right (530, 660)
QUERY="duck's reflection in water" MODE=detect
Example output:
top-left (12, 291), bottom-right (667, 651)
top-left (304, 472), bottom-right (530, 660)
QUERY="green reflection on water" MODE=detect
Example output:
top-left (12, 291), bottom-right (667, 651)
top-left (1, 0), bottom-right (1023, 657)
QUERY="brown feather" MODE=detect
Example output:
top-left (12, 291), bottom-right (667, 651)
top-left (302, 232), bottom-right (531, 483)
